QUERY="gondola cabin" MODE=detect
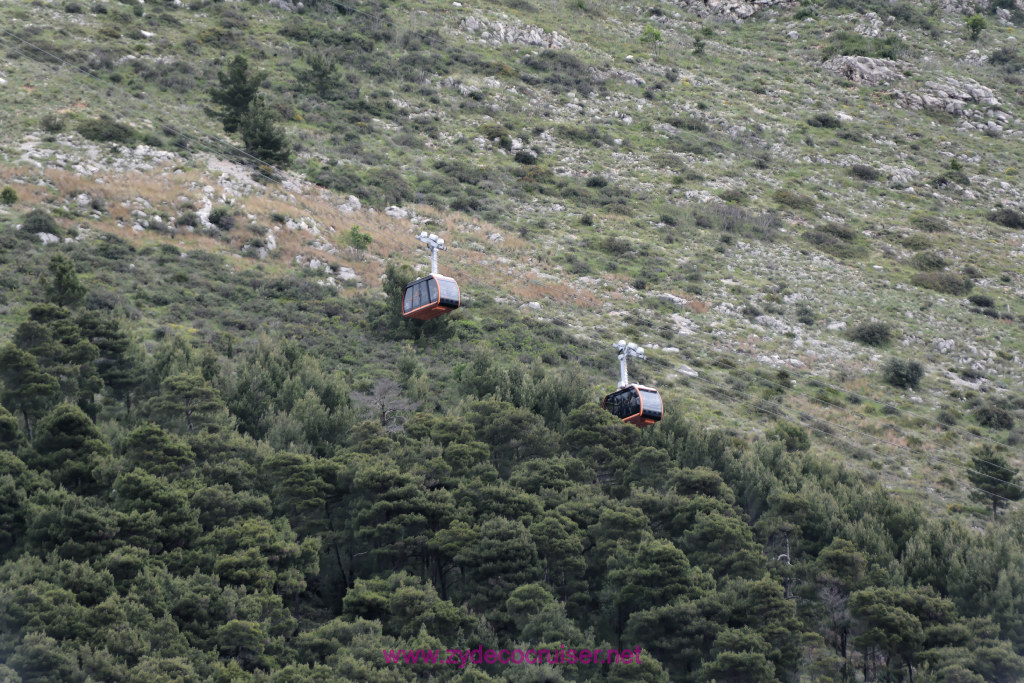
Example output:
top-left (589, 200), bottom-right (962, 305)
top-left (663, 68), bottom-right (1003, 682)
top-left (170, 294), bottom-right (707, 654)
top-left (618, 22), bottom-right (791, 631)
top-left (603, 384), bottom-right (663, 427)
top-left (402, 274), bottom-right (461, 321)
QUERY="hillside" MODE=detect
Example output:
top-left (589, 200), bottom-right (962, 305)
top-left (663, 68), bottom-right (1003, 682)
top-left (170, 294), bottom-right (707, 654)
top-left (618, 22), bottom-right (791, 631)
top-left (1, 0), bottom-right (1024, 680)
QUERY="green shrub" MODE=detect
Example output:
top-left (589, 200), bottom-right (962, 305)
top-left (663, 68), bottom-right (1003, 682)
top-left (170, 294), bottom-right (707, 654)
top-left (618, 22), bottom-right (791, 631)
top-left (910, 251), bottom-right (947, 271)
top-left (807, 113), bottom-right (842, 129)
top-left (693, 204), bottom-right (778, 241)
top-left (177, 211), bottom-right (199, 228)
top-left (911, 271), bottom-right (972, 295)
top-left (967, 14), bottom-right (986, 41)
top-left (931, 168), bottom-right (970, 188)
top-left (803, 223), bottom-right (859, 258)
top-left (822, 31), bottom-right (907, 60)
top-left (208, 206), bottom-right (236, 230)
top-left (348, 226), bottom-right (373, 250)
top-left (773, 189), bottom-right (816, 210)
top-left (848, 321), bottom-right (892, 347)
top-left (662, 115), bottom-right (708, 133)
top-left (901, 234), bottom-right (932, 251)
top-left (40, 113), bottom-right (65, 133)
top-left (22, 208), bottom-right (61, 235)
top-left (883, 357), bottom-right (924, 389)
top-left (513, 150), bottom-right (538, 165)
top-left (77, 115), bottom-right (136, 143)
top-left (989, 47), bottom-right (1024, 73)
top-left (990, 207), bottom-right (1024, 229)
top-left (796, 303), bottom-right (816, 326)
top-left (911, 214), bottom-right (948, 233)
top-left (975, 404), bottom-right (1014, 430)
top-left (719, 189), bottom-right (747, 204)
top-left (968, 294), bottom-right (994, 308)
top-left (0, 187), bottom-right (17, 205)
top-left (849, 164), bottom-right (880, 181)
top-left (521, 50), bottom-right (601, 95)
top-left (768, 420), bottom-right (811, 452)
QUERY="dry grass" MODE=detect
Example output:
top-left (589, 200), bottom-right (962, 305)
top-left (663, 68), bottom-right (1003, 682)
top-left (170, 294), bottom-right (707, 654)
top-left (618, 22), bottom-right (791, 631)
top-left (3, 159), bottom-right (606, 312)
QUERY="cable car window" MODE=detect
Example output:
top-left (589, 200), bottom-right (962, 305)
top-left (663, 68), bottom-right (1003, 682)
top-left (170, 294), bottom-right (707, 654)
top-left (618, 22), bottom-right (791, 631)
top-left (427, 277), bottom-right (438, 303)
top-left (640, 389), bottom-right (662, 416)
top-left (439, 278), bottom-right (459, 302)
top-left (627, 390), bottom-right (641, 416)
top-left (404, 287), bottom-right (414, 312)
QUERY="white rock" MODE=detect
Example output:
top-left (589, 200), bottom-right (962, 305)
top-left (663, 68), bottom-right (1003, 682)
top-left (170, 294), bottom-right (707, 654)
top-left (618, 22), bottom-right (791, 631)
top-left (385, 206), bottom-right (409, 219)
top-left (338, 195), bottom-right (361, 213)
top-left (37, 232), bottom-right (60, 244)
top-left (823, 55), bottom-right (904, 86)
top-left (678, 364), bottom-right (699, 378)
top-left (826, 321), bottom-right (847, 331)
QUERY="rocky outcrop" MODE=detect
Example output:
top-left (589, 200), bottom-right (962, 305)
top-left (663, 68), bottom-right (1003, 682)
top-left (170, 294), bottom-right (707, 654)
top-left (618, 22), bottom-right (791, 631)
top-left (267, 0), bottom-right (304, 10)
top-left (896, 77), bottom-right (1000, 115)
top-left (893, 76), bottom-right (1017, 134)
top-left (823, 55), bottom-right (905, 85)
top-left (671, 0), bottom-right (798, 21)
top-left (460, 16), bottom-right (569, 48)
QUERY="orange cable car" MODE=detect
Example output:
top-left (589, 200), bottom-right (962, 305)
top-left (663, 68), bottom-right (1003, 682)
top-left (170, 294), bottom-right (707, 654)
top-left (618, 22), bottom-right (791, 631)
top-left (401, 231), bottom-right (461, 321)
top-left (402, 273), bottom-right (461, 321)
top-left (602, 340), bottom-right (663, 427)
top-left (603, 383), bottom-right (663, 427)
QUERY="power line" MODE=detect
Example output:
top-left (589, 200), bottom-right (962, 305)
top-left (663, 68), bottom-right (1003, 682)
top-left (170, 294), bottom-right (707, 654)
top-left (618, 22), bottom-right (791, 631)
top-left (450, 266), bottom-right (1024, 497)
top-left (3, 11), bottom-right (1019, 502)
top-left (0, 28), bottom-right (290, 185)
top-left (621, 309), bottom-right (1023, 478)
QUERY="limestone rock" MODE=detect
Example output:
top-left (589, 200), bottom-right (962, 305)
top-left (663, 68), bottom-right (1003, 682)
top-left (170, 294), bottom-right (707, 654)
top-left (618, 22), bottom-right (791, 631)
top-left (672, 0), bottom-right (798, 21)
top-left (823, 55), bottom-right (905, 85)
top-left (460, 16), bottom-right (569, 49)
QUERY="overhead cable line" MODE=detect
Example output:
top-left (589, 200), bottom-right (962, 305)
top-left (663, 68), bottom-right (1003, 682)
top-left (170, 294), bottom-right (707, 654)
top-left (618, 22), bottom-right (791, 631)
top-left (621, 309), bottom-right (1023, 478)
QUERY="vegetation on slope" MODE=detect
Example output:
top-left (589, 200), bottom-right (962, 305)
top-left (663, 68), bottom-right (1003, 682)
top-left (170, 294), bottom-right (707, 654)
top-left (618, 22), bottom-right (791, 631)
top-left (2, 0), bottom-right (1024, 680)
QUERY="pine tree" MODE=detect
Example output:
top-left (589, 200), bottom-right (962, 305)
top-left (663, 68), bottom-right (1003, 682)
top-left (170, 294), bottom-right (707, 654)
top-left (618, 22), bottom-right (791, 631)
top-left (239, 95), bottom-right (290, 167)
top-left (967, 446), bottom-right (1023, 519)
top-left (46, 254), bottom-right (85, 308)
top-left (210, 55), bottom-right (264, 134)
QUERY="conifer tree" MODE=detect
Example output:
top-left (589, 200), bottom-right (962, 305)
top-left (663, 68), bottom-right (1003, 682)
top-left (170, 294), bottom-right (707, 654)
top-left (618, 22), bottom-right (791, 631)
top-left (239, 95), bottom-right (291, 168)
top-left (967, 446), bottom-right (1023, 519)
top-left (211, 55), bottom-right (264, 134)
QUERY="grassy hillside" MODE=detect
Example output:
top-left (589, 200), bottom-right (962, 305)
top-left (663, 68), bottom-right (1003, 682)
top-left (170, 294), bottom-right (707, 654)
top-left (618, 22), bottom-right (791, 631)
top-left (2, 0), bottom-right (1024, 680)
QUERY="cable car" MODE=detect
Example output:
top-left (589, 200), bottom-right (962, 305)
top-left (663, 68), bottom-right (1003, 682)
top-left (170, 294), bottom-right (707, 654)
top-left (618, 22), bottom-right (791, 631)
top-left (603, 383), bottom-right (663, 427)
top-left (603, 340), bottom-right (663, 427)
top-left (402, 231), bottom-right (461, 321)
top-left (402, 273), bottom-right (461, 321)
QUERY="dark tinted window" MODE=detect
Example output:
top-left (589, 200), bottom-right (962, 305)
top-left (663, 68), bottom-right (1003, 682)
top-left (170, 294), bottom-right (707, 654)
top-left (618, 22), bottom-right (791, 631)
top-left (605, 387), bottom-right (640, 419)
top-left (639, 389), bottom-right (662, 417)
top-left (426, 277), bottom-right (438, 303)
top-left (439, 278), bottom-right (459, 302)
